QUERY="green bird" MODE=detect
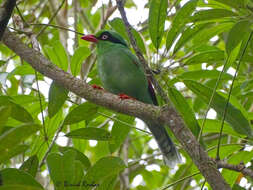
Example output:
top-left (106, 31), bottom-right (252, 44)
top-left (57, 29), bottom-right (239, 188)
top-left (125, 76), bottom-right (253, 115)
top-left (82, 30), bottom-right (181, 167)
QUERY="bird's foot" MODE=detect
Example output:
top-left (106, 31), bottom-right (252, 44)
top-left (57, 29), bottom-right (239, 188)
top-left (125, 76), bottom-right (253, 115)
top-left (92, 84), bottom-right (103, 90)
top-left (118, 93), bottom-right (135, 100)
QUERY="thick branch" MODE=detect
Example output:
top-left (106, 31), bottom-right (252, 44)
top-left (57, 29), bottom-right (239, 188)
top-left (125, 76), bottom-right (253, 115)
top-left (217, 160), bottom-right (253, 179)
top-left (2, 29), bottom-right (230, 190)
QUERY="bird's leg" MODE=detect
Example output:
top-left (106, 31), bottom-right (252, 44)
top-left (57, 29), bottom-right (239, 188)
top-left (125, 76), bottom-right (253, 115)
top-left (118, 93), bottom-right (135, 100)
top-left (91, 84), bottom-right (104, 90)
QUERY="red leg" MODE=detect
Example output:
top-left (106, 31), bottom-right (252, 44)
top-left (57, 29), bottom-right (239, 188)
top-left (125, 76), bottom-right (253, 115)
top-left (118, 93), bottom-right (135, 100)
top-left (92, 84), bottom-right (103, 90)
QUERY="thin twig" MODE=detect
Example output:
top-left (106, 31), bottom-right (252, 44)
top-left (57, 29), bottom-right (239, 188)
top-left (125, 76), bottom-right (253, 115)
top-left (161, 172), bottom-right (201, 190)
top-left (73, 0), bottom-right (78, 48)
top-left (39, 123), bottom-right (64, 168)
top-left (30, 23), bottom-right (84, 35)
top-left (79, 8), bottom-right (95, 32)
top-left (36, 0), bottom-right (66, 37)
top-left (32, 0), bottom-right (48, 25)
top-left (128, 152), bottom-right (162, 167)
top-left (200, 180), bottom-right (206, 190)
top-left (198, 56), bottom-right (229, 142)
top-left (15, 4), bottom-right (28, 27)
top-left (99, 3), bottom-right (117, 29)
top-left (35, 70), bottom-right (48, 146)
top-left (119, 137), bottom-right (130, 190)
top-left (98, 112), bottom-right (151, 134)
top-left (1, 54), bottom-right (17, 63)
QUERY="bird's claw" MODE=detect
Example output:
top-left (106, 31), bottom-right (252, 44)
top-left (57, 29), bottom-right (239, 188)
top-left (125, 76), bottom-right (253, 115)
top-left (92, 84), bottom-right (103, 90)
top-left (118, 93), bottom-right (135, 100)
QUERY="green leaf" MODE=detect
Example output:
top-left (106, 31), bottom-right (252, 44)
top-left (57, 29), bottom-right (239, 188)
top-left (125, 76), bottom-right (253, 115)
top-left (66, 127), bottom-right (111, 141)
top-left (178, 70), bottom-right (232, 81)
top-left (109, 18), bottom-right (128, 40)
top-left (173, 24), bottom-right (208, 54)
top-left (192, 22), bottom-right (233, 44)
top-left (109, 18), bottom-right (146, 54)
top-left (0, 96), bottom-right (33, 123)
top-left (0, 124), bottom-right (41, 152)
top-left (63, 102), bottom-right (98, 125)
top-left (166, 0), bottom-right (198, 50)
top-left (43, 41), bottom-right (68, 71)
top-left (213, 0), bottom-right (246, 9)
top-left (97, 175), bottom-right (117, 190)
top-left (85, 156), bottom-right (126, 184)
top-left (132, 30), bottom-right (147, 55)
top-left (184, 50), bottom-right (225, 65)
top-left (125, 0), bottom-right (136, 8)
top-left (48, 81), bottom-right (68, 118)
top-left (70, 46), bottom-right (91, 76)
top-left (11, 95), bottom-right (39, 105)
top-left (9, 64), bottom-right (35, 76)
top-left (199, 119), bottom-right (243, 137)
top-left (109, 114), bottom-right (134, 153)
top-left (225, 41), bottom-right (241, 70)
top-left (166, 27), bottom-right (181, 51)
top-left (59, 146), bottom-right (91, 170)
top-left (0, 145), bottom-right (29, 164)
top-left (191, 9), bottom-right (237, 22)
top-left (72, 160), bottom-right (85, 185)
top-left (0, 60), bottom-right (6, 67)
top-left (232, 184), bottom-right (246, 190)
top-left (184, 80), bottom-right (252, 137)
top-left (20, 155), bottom-right (39, 177)
top-left (168, 87), bottom-right (200, 138)
top-left (226, 20), bottom-right (250, 55)
top-left (0, 168), bottom-right (43, 189)
top-left (208, 144), bottom-right (242, 160)
top-left (46, 153), bottom-right (65, 188)
top-left (148, 0), bottom-right (168, 48)
top-left (0, 106), bottom-right (11, 128)
top-left (70, 121), bottom-right (87, 153)
top-left (46, 150), bottom-right (77, 187)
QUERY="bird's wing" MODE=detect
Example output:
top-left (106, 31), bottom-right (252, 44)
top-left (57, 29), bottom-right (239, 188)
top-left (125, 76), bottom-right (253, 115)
top-left (147, 79), bottom-right (158, 105)
top-left (124, 48), bottom-right (159, 105)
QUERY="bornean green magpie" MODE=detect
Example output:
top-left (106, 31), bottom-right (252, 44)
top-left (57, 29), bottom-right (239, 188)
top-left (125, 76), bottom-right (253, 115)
top-left (81, 30), bottom-right (181, 167)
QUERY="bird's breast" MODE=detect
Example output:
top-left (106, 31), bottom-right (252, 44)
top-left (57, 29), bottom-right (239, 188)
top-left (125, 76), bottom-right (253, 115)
top-left (97, 50), bottom-right (148, 99)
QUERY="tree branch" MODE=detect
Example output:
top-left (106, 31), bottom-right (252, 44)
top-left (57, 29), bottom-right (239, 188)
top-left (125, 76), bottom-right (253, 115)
top-left (2, 28), bottom-right (231, 190)
top-left (217, 160), bottom-right (253, 179)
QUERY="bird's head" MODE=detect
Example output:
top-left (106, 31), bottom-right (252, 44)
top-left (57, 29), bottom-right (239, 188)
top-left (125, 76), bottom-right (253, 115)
top-left (81, 30), bottom-right (128, 47)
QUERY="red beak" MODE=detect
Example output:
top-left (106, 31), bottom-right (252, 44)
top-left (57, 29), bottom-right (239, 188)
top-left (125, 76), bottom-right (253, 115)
top-left (81, 34), bottom-right (98, 43)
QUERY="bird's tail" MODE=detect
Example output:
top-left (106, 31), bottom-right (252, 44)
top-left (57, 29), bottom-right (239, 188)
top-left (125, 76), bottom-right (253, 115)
top-left (146, 121), bottom-right (181, 168)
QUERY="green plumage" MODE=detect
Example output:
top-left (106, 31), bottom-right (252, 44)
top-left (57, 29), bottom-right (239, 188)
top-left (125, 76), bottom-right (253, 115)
top-left (83, 30), bottom-right (181, 167)
top-left (97, 38), bottom-right (152, 104)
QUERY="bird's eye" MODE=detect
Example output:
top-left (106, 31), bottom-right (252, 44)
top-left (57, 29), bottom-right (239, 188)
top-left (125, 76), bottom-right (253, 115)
top-left (101, 34), bottom-right (108, 40)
